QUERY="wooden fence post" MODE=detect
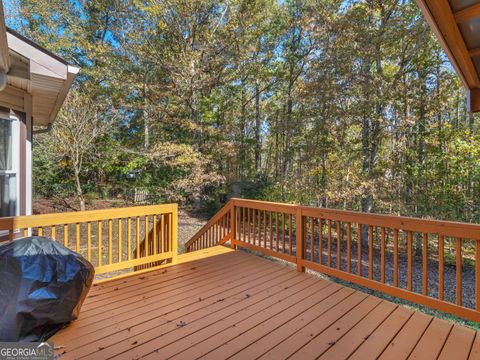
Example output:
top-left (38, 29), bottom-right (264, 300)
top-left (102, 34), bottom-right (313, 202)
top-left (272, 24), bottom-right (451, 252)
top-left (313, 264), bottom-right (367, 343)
top-left (296, 206), bottom-right (305, 272)
top-left (230, 202), bottom-right (237, 249)
top-left (171, 204), bottom-right (178, 264)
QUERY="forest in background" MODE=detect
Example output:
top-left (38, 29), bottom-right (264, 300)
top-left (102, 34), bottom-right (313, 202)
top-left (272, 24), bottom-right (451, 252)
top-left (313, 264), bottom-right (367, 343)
top-left (4, 0), bottom-right (480, 221)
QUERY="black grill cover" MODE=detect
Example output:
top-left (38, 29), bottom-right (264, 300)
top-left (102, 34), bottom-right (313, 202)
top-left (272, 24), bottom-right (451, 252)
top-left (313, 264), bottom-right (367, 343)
top-left (0, 236), bottom-right (94, 341)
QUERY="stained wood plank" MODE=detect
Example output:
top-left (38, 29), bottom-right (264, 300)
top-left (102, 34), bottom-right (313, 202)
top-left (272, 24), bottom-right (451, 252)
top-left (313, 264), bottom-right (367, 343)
top-left (228, 287), bottom-right (355, 360)
top-left (377, 311), bottom-right (432, 360)
top-left (408, 317), bottom-right (453, 360)
top-left (318, 301), bottom-right (397, 359)
top-left (120, 277), bottom-right (325, 359)
top-left (349, 306), bottom-right (413, 360)
top-left (259, 291), bottom-right (368, 360)
top-left (55, 255), bottom-right (280, 343)
top-left (438, 324), bottom-right (476, 360)
top-left (172, 282), bottom-right (341, 360)
top-left (287, 296), bottom-right (382, 360)
top-left (469, 333), bottom-right (480, 360)
top-left (60, 266), bottom-right (302, 359)
top-left (51, 249), bottom-right (478, 360)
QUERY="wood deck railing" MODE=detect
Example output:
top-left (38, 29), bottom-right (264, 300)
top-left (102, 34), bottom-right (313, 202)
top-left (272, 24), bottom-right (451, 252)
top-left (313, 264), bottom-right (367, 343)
top-left (186, 198), bottom-right (480, 322)
top-left (183, 202), bottom-right (232, 252)
top-left (0, 204), bottom-right (178, 276)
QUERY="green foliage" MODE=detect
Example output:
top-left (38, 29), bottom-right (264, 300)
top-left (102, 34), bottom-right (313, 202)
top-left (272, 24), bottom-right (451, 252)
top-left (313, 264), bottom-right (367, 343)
top-left (8, 0), bottom-right (480, 219)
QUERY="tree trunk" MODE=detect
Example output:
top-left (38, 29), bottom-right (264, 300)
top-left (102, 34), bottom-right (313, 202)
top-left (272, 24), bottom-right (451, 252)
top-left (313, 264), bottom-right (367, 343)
top-left (254, 81), bottom-right (261, 172)
top-left (144, 104), bottom-right (150, 149)
top-left (73, 164), bottom-right (86, 211)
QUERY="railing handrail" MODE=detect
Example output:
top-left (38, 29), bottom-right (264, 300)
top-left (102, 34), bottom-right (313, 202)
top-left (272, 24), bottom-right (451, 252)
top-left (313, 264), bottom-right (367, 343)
top-left (184, 201), bottom-right (233, 250)
top-left (1, 204), bottom-right (178, 279)
top-left (186, 197), bottom-right (480, 322)
top-left (231, 198), bottom-right (480, 239)
top-left (0, 204), bottom-right (177, 230)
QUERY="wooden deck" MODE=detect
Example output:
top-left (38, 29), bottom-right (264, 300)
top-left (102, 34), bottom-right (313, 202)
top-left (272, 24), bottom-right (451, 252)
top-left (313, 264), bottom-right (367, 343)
top-left (52, 246), bottom-right (479, 360)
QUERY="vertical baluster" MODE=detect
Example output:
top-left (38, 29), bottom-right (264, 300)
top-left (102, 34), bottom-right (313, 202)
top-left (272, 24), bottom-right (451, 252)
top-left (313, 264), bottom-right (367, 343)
top-left (456, 237), bottom-right (462, 306)
top-left (24, 228), bottom-right (29, 237)
top-left (164, 213), bottom-right (169, 252)
top-left (298, 211), bottom-right (306, 272)
top-left (282, 213), bottom-right (286, 253)
top-left (76, 223), bottom-right (80, 253)
top-left (38, 226), bottom-right (43, 236)
top-left (248, 209), bottom-right (251, 244)
top-left (64, 224), bottom-right (69, 247)
top-left (310, 217), bottom-right (315, 262)
top-left (127, 217), bottom-right (132, 260)
top-left (238, 208), bottom-right (241, 242)
top-left (263, 210), bottom-right (267, 249)
top-left (476, 240), bottom-right (480, 311)
top-left (289, 214), bottom-right (293, 256)
top-left (243, 208), bottom-right (247, 242)
top-left (256, 210), bottom-right (260, 247)
top-left (136, 217), bottom-right (140, 259)
top-left (357, 224), bottom-right (362, 276)
top-left (422, 233), bottom-right (428, 296)
top-left (97, 221), bottom-right (102, 267)
top-left (327, 219), bottom-right (332, 267)
top-left (227, 211), bottom-right (230, 234)
top-left (407, 231), bottom-right (412, 291)
top-left (169, 212), bottom-right (173, 253)
top-left (218, 217), bottom-right (221, 242)
top-left (347, 222), bottom-right (351, 272)
top-left (160, 214), bottom-right (164, 253)
top-left (438, 235), bottom-right (445, 300)
top-left (221, 216), bottom-right (224, 242)
top-left (369, 226), bottom-right (373, 280)
top-left (87, 222), bottom-right (92, 261)
top-left (319, 218), bottom-right (323, 265)
top-left (269, 211), bottom-right (273, 250)
top-left (108, 219), bottom-right (113, 264)
top-left (117, 219), bottom-right (122, 261)
top-left (381, 227), bottom-right (386, 283)
top-left (337, 221), bottom-right (342, 270)
top-left (51, 225), bottom-right (56, 240)
top-left (394, 229), bottom-right (398, 287)
top-left (208, 224), bottom-right (211, 247)
top-left (224, 215), bottom-right (227, 240)
top-left (153, 215), bottom-right (157, 255)
top-left (276, 213), bottom-right (279, 252)
top-left (252, 209), bottom-right (256, 246)
top-left (145, 215), bottom-right (149, 256)
top-left (257, 211), bottom-right (260, 246)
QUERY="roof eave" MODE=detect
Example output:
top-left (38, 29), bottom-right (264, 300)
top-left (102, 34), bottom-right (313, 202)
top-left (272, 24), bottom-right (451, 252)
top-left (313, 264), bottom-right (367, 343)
top-left (416, 0), bottom-right (480, 112)
top-left (47, 65), bottom-right (79, 125)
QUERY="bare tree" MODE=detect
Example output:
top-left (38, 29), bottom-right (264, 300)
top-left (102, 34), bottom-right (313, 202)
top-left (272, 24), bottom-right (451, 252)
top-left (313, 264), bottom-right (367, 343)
top-left (50, 91), bottom-right (103, 211)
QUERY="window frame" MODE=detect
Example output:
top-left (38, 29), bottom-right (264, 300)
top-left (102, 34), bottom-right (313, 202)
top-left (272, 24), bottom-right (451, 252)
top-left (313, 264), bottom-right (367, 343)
top-left (0, 114), bottom-right (20, 217)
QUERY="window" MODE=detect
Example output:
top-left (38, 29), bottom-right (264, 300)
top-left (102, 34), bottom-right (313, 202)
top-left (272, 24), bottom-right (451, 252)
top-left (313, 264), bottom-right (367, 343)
top-left (0, 117), bottom-right (19, 217)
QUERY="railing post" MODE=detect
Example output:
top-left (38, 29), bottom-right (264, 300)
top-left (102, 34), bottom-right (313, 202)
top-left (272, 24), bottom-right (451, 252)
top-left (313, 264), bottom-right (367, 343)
top-left (172, 204), bottom-right (178, 264)
top-left (230, 202), bottom-right (237, 250)
top-left (296, 206), bottom-right (305, 272)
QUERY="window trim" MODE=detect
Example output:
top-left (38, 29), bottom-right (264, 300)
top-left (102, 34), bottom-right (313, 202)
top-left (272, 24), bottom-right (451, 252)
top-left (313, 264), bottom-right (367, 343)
top-left (0, 114), bottom-right (20, 217)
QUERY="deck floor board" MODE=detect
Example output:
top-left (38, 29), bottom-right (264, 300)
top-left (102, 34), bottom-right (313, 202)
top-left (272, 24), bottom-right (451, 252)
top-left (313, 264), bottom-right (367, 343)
top-left (51, 247), bottom-right (478, 360)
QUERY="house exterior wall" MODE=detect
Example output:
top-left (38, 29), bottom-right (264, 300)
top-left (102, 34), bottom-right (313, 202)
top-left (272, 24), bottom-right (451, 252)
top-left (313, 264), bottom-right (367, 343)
top-left (0, 88), bottom-right (32, 217)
